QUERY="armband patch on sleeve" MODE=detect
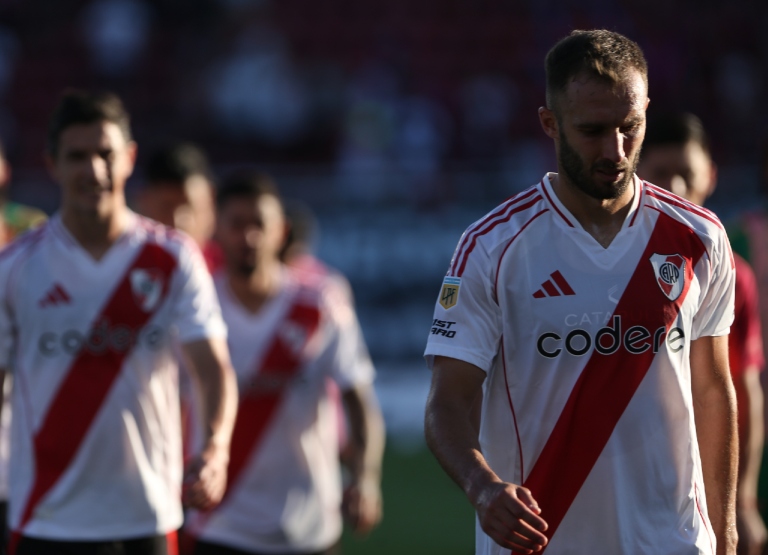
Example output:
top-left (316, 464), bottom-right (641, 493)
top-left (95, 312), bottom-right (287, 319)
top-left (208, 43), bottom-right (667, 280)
top-left (439, 277), bottom-right (461, 309)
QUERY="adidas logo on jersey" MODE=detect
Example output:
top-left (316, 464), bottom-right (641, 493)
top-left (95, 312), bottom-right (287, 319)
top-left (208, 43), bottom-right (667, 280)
top-left (532, 271), bottom-right (575, 299)
top-left (39, 283), bottom-right (71, 308)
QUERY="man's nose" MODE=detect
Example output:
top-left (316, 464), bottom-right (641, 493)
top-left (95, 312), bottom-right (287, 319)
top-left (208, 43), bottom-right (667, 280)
top-left (601, 131), bottom-right (626, 164)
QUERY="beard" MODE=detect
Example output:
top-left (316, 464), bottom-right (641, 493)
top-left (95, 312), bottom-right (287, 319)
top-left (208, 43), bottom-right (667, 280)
top-left (558, 129), bottom-right (640, 201)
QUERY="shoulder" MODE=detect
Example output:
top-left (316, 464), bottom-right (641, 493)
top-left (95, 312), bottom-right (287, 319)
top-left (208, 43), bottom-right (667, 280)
top-left (131, 214), bottom-right (203, 264)
top-left (0, 221), bottom-right (49, 269)
top-left (286, 266), bottom-right (352, 324)
top-left (448, 183), bottom-right (548, 277)
top-left (642, 181), bottom-right (728, 251)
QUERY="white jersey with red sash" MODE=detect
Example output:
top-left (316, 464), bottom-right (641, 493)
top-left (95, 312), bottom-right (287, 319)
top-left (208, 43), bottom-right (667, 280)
top-left (0, 213), bottom-right (226, 545)
top-left (185, 268), bottom-right (373, 554)
top-left (425, 175), bottom-right (735, 555)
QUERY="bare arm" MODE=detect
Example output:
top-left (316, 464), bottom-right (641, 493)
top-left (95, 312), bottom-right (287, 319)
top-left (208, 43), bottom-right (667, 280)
top-left (733, 368), bottom-right (766, 555)
top-left (180, 336), bottom-right (239, 510)
top-left (691, 335), bottom-right (739, 555)
top-left (341, 382), bottom-right (385, 535)
top-left (424, 356), bottom-right (548, 553)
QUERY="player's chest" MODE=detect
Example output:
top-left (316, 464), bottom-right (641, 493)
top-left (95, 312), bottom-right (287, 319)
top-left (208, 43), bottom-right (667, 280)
top-left (497, 228), bottom-right (702, 344)
top-left (13, 246), bottom-right (176, 334)
top-left (224, 299), bottom-right (325, 394)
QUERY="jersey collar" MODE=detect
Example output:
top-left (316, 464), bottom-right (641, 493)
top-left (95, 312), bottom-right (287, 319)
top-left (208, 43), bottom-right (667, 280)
top-left (540, 173), bottom-right (643, 232)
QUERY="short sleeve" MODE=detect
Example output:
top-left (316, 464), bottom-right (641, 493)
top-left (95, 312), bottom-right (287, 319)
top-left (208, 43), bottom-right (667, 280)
top-left (320, 284), bottom-right (375, 391)
top-left (424, 236), bottom-right (502, 373)
top-left (0, 285), bottom-right (14, 371)
top-left (0, 250), bottom-right (21, 371)
top-left (692, 229), bottom-right (736, 340)
top-left (170, 240), bottom-right (227, 344)
top-left (728, 254), bottom-right (764, 376)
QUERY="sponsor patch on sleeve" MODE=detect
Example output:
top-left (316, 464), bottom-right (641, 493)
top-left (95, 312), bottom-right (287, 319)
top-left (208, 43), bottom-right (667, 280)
top-left (439, 277), bottom-right (461, 310)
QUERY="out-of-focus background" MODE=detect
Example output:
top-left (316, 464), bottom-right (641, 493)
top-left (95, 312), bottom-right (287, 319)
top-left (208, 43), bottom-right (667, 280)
top-left (2, 0), bottom-right (768, 551)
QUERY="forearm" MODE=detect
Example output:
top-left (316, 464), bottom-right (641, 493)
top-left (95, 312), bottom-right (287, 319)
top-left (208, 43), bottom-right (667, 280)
top-left (735, 369), bottom-right (764, 508)
top-left (343, 384), bottom-right (385, 483)
top-left (183, 338), bottom-right (239, 456)
top-left (198, 362), bottom-right (238, 455)
top-left (694, 374), bottom-right (739, 554)
top-left (425, 389), bottom-right (500, 507)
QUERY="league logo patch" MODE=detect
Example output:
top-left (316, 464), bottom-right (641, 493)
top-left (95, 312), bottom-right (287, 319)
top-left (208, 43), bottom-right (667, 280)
top-left (130, 269), bottom-right (164, 312)
top-left (439, 277), bottom-right (461, 310)
top-left (649, 254), bottom-right (686, 301)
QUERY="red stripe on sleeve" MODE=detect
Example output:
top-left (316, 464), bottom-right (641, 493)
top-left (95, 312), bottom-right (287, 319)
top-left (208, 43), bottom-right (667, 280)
top-left (449, 187), bottom-right (539, 276)
top-left (455, 197), bottom-right (542, 277)
top-left (512, 211), bottom-right (707, 553)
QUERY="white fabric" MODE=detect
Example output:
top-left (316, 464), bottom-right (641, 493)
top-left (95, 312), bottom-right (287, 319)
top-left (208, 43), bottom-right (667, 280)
top-left (0, 374), bottom-right (10, 500)
top-left (186, 268), bottom-right (374, 554)
top-left (425, 175), bottom-right (735, 555)
top-left (0, 213), bottom-right (226, 540)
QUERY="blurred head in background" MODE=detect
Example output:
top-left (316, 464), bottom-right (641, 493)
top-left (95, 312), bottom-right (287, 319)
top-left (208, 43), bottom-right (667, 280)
top-left (279, 200), bottom-right (318, 265)
top-left (136, 142), bottom-right (215, 246)
top-left (215, 171), bottom-right (287, 278)
top-left (638, 112), bottom-right (717, 206)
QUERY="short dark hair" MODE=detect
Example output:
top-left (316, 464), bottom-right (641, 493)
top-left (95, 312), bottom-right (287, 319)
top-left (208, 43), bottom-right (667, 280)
top-left (545, 30), bottom-right (648, 110)
top-left (145, 143), bottom-right (212, 187)
top-left (279, 201), bottom-right (318, 261)
top-left (643, 112), bottom-right (710, 154)
top-left (216, 171), bottom-right (281, 211)
top-left (47, 90), bottom-right (132, 156)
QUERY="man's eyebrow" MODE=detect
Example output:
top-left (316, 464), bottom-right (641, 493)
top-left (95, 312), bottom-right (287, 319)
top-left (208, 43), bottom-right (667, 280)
top-left (621, 117), bottom-right (644, 127)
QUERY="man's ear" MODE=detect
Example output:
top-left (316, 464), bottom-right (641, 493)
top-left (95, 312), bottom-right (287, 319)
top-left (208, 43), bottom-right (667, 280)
top-left (539, 106), bottom-right (559, 139)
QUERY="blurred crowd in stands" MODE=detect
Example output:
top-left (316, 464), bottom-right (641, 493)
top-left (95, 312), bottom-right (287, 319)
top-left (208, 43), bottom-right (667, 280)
top-left (0, 0), bottom-right (766, 212)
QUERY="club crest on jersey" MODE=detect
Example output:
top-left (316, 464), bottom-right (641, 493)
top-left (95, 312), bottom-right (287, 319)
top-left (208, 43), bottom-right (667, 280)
top-left (649, 254), bottom-right (686, 301)
top-left (130, 269), bottom-right (164, 312)
top-left (439, 277), bottom-right (461, 310)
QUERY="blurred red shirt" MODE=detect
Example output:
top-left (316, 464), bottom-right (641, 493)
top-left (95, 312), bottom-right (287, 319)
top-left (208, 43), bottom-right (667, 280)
top-left (729, 253), bottom-right (764, 378)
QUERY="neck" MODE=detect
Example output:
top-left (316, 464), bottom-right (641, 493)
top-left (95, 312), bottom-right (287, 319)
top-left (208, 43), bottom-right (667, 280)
top-left (227, 260), bottom-right (282, 313)
top-left (61, 202), bottom-right (130, 260)
top-left (550, 172), bottom-right (635, 248)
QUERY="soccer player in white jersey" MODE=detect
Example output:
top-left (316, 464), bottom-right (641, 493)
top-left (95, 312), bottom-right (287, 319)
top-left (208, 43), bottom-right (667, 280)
top-left (0, 91), bottom-right (239, 555)
top-left (639, 112), bottom-right (767, 555)
top-left (184, 172), bottom-right (384, 555)
top-left (424, 30), bottom-right (738, 555)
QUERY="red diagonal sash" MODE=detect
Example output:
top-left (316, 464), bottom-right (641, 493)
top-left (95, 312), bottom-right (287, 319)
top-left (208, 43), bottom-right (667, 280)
top-left (513, 212), bottom-right (707, 553)
top-left (9, 243), bottom-right (177, 554)
top-left (185, 295), bottom-right (321, 546)
top-left (222, 300), bottom-right (321, 499)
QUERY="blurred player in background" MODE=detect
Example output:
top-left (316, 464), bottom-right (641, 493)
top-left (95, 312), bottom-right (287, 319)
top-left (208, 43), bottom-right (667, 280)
top-left (638, 112), bottom-right (766, 555)
top-left (425, 30), bottom-right (738, 554)
top-left (279, 202), bottom-right (377, 469)
top-left (184, 172), bottom-right (384, 555)
top-left (0, 142), bottom-right (47, 555)
top-left (729, 137), bottom-right (768, 539)
top-left (134, 142), bottom-right (224, 473)
top-left (135, 143), bottom-right (223, 272)
top-left (0, 90), bottom-right (238, 555)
